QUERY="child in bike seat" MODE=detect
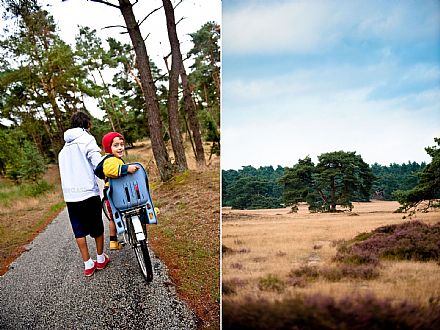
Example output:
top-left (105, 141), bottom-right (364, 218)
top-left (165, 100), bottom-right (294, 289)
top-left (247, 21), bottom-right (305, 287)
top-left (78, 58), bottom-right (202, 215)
top-left (95, 131), bottom-right (139, 250)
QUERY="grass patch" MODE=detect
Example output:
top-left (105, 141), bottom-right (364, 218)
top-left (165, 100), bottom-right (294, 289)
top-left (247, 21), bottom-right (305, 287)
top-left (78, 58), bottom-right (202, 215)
top-left (230, 263), bottom-right (243, 269)
top-left (0, 180), bottom-right (52, 206)
top-left (223, 278), bottom-right (248, 295)
top-left (50, 201), bottom-right (66, 213)
top-left (258, 274), bottom-right (286, 293)
top-left (287, 263), bottom-right (379, 287)
top-left (321, 264), bottom-right (380, 281)
top-left (171, 170), bottom-right (190, 186)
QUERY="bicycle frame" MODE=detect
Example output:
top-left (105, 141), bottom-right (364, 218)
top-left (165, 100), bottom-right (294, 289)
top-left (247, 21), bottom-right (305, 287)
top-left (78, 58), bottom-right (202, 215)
top-left (105, 163), bottom-right (156, 281)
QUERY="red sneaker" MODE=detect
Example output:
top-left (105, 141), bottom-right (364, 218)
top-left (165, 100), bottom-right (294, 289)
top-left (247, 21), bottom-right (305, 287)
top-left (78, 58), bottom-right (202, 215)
top-left (96, 254), bottom-right (110, 270)
top-left (84, 262), bottom-right (97, 277)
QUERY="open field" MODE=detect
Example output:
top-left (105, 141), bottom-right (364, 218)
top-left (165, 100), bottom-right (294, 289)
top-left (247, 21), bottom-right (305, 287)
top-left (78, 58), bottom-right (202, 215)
top-left (222, 201), bottom-right (440, 306)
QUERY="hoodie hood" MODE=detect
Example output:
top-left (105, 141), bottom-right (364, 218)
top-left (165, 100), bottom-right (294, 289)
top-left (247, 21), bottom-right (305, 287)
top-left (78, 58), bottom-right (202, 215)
top-left (64, 127), bottom-right (89, 144)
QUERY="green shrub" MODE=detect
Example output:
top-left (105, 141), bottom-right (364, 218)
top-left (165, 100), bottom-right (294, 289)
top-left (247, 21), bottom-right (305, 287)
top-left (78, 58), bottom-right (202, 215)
top-left (258, 274), bottom-right (285, 293)
top-left (23, 181), bottom-right (52, 197)
top-left (289, 265), bottom-right (319, 279)
top-left (3, 139), bottom-right (47, 183)
top-left (320, 264), bottom-right (380, 281)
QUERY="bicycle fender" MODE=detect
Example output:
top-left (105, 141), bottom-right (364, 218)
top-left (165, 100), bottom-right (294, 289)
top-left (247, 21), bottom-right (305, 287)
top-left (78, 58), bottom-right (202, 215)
top-left (132, 215), bottom-right (145, 241)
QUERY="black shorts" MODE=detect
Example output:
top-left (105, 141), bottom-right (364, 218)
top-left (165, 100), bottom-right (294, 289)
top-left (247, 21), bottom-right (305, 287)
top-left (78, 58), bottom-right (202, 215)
top-left (66, 195), bottom-right (104, 238)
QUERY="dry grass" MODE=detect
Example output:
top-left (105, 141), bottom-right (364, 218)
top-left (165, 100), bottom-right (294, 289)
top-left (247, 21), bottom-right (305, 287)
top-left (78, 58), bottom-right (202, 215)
top-left (222, 201), bottom-right (440, 306)
top-left (0, 165), bottom-right (65, 275)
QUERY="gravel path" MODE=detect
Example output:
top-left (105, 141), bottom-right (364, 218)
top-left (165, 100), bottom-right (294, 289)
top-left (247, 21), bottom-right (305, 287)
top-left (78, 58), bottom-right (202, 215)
top-left (0, 208), bottom-right (197, 329)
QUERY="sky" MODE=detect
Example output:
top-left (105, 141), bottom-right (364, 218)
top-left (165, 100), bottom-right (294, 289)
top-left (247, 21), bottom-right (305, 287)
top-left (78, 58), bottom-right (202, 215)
top-left (221, 0), bottom-right (440, 169)
top-left (43, 0), bottom-right (220, 69)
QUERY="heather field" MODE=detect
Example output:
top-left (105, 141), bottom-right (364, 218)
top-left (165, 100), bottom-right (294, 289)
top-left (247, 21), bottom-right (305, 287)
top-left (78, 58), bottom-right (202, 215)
top-left (222, 201), bottom-right (440, 328)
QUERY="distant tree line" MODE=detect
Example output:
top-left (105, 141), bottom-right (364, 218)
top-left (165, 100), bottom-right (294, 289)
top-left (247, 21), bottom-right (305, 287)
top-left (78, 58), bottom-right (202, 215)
top-left (222, 147), bottom-right (436, 211)
top-left (370, 162), bottom-right (426, 201)
top-left (0, 0), bottom-right (220, 182)
top-left (222, 165), bottom-right (284, 209)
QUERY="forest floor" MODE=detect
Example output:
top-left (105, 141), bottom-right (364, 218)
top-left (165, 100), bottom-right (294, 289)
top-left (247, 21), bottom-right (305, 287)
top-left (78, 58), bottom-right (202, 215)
top-left (0, 139), bottom-right (220, 330)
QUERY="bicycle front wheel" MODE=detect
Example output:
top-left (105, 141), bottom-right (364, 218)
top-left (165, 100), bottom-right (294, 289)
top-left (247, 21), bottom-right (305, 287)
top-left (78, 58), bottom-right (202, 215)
top-left (127, 215), bottom-right (153, 282)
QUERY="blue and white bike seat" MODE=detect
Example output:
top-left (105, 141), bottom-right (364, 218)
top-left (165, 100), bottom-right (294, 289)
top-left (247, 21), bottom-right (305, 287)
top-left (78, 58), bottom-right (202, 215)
top-left (106, 163), bottom-right (158, 235)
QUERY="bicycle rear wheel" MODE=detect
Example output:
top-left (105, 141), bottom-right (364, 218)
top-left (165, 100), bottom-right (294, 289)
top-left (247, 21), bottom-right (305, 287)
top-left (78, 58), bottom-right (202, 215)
top-left (127, 216), bottom-right (153, 282)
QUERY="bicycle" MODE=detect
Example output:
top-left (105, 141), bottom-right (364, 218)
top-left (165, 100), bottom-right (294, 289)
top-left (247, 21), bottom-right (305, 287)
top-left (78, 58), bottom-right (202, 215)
top-left (103, 163), bottom-right (158, 282)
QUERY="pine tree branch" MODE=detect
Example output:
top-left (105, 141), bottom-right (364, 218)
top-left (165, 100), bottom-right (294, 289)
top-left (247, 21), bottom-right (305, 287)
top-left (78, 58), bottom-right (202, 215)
top-left (176, 16), bottom-right (185, 26)
top-left (138, 5), bottom-right (162, 27)
top-left (125, 60), bottom-right (142, 89)
top-left (87, 0), bottom-right (120, 9)
top-left (153, 72), bottom-right (168, 84)
top-left (101, 25), bottom-right (127, 30)
top-left (173, 0), bottom-right (184, 10)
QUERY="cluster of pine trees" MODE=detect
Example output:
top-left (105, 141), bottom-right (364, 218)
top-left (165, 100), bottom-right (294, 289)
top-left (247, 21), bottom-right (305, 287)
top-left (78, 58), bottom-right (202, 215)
top-left (222, 142), bottom-right (439, 211)
top-left (370, 162), bottom-right (426, 200)
top-left (0, 0), bottom-right (220, 182)
top-left (222, 165), bottom-right (284, 209)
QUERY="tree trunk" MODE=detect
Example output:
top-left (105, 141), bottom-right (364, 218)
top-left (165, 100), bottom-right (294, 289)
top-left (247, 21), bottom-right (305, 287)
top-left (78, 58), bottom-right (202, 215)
top-left (210, 51), bottom-right (220, 107)
top-left (118, 0), bottom-right (173, 181)
top-left (37, 60), bottom-right (64, 151)
top-left (180, 67), bottom-right (206, 166)
top-left (162, 0), bottom-right (188, 171)
top-left (46, 78), bottom-right (65, 150)
top-left (330, 177), bottom-right (336, 212)
top-left (163, 0), bottom-right (205, 167)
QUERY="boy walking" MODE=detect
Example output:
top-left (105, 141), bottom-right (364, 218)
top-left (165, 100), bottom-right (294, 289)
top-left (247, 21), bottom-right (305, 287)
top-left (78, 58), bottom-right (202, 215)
top-left (58, 112), bottom-right (110, 277)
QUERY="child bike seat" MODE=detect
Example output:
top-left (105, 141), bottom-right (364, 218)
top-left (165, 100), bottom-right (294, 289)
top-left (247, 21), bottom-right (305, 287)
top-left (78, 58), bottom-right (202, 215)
top-left (106, 163), bottom-right (158, 234)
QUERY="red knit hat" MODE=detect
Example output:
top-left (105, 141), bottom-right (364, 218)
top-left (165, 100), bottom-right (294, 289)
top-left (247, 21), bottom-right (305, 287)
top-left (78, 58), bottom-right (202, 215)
top-left (102, 132), bottom-right (124, 154)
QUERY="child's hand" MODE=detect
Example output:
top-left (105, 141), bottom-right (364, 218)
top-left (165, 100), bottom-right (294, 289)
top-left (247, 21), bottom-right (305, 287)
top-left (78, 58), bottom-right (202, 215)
top-left (128, 165), bottom-right (139, 174)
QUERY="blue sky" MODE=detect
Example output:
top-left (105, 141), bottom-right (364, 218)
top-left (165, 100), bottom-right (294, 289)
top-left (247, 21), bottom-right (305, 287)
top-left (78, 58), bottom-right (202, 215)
top-left (222, 0), bottom-right (440, 169)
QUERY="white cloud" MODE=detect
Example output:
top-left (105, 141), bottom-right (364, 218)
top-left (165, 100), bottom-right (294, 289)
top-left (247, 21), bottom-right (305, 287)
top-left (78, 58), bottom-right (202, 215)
top-left (355, 1), bottom-right (440, 41)
top-left (222, 94), bottom-right (438, 169)
top-left (223, 0), bottom-right (440, 55)
top-left (222, 63), bottom-right (440, 169)
top-left (222, 1), bottom-right (340, 54)
top-left (399, 64), bottom-right (440, 84)
top-left (223, 60), bottom-right (440, 113)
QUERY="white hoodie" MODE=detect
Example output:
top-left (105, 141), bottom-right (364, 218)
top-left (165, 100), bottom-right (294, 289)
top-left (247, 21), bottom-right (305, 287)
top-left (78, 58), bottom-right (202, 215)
top-left (58, 128), bottom-right (104, 202)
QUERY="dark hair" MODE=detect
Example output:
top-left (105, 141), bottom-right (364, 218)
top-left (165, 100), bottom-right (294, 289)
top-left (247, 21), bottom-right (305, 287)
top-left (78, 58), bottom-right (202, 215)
top-left (71, 112), bottom-right (91, 129)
